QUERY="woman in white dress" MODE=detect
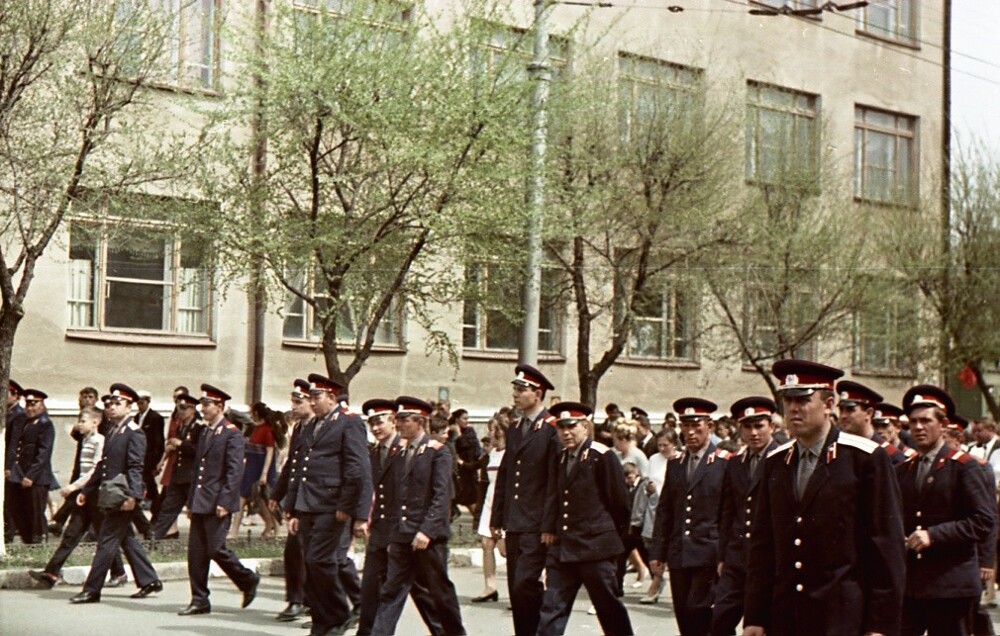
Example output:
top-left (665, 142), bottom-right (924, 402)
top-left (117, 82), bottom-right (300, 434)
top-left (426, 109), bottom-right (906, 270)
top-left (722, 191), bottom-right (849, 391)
top-left (473, 416), bottom-right (508, 602)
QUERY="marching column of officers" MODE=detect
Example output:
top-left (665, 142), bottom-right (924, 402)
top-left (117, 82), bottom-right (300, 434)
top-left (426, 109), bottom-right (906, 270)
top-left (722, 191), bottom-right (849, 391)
top-left (6, 356), bottom-right (1000, 636)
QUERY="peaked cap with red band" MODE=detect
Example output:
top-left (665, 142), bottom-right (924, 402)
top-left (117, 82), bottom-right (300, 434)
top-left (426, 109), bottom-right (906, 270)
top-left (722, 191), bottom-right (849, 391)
top-left (873, 402), bottom-right (904, 421)
top-left (730, 396), bottom-right (777, 422)
top-left (362, 398), bottom-right (396, 420)
top-left (109, 383), bottom-right (140, 403)
top-left (511, 364), bottom-right (555, 392)
top-left (291, 378), bottom-right (310, 399)
top-left (8, 379), bottom-right (23, 396)
top-left (551, 401), bottom-right (593, 425)
top-left (176, 393), bottom-right (199, 407)
top-left (771, 359), bottom-right (844, 396)
top-left (200, 383), bottom-right (231, 403)
top-left (836, 380), bottom-right (883, 408)
top-left (22, 388), bottom-right (48, 402)
top-left (395, 396), bottom-right (433, 418)
top-left (307, 373), bottom-right (345, 395)
top-left (673, 397), bottom-right (717, 420)
top-left (902, 384), bottom-right (954, 417)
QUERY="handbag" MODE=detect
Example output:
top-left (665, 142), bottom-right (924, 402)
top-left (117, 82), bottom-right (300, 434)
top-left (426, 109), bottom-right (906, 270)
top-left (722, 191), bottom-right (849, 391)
top-left (97, 474), bottom-right (131, 511)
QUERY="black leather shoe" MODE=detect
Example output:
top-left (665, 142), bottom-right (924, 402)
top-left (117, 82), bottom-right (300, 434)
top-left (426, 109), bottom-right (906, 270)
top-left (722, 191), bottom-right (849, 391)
top-left (29, 570), bottom-right (57, 589)
top-left (69, 592), bottom-right (100, 604)
top-left (241, 573), bottom-right (260, 608)
top-left (130, 580), bottom-right (163, 599)
top-left (277, 603), bottom-right (306, 621)
top-left (178, 603), bottom-right (211, 616)
top-left (106, 574), bottom-right (128, 588)
top-left (343, 605), bottom-right (361, 630)
top-left (471, 590), bottom-right (499, 603)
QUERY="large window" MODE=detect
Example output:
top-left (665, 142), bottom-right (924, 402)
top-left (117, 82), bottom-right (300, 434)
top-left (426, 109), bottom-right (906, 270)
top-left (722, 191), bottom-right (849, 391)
top-left (292, 0), bottom-right (412, 47)
top-left (281, 269), bottom-right (402, 347)
top-left (743, 288), bottom-right (818, 362)
top-left (473, 24), bottom-right (570, 85)
top-left (68, 220), bottom-right (211, 336)
top-left (462, 264), bottom-right (562, 354)
top-left (618, 54), bottom-right (701, 143)
top-left (746, 82), bottom-right (819, 185)
top-left (854, 106), bottom-right (917, 205)
top-left (627, 282), bottom-right (697, 361)
top-left (853, 294), bottom-right (917, 375)
top-left (856, 0), bottom-right (916, 45)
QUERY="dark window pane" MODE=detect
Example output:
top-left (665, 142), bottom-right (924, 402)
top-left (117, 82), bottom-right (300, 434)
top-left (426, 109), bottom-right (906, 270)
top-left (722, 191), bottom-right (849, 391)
top-left (105, 282), bottom-right (166, 330)
top-left (108, 232), bottom-right (168, 281)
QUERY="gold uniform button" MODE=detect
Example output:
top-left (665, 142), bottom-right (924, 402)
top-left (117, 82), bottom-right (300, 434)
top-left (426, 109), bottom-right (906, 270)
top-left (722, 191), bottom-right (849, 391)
top-left (795, 561), bottom-right (802, 569)
top-left (794, 538), bottom-right (802, 546)
top-left (796, 584), bottom-right (803, 592)
top-left (686, 506), bottom-right (692, 512)
top-left (745, 532), bottom-right (751, 538)
top-left (796, 517), bottom-right (802, 524)
top-left (562, 525), bottom-right (568, 531)
top-left (916, 511), bottom-right (922, 518)
top-left (745, 520), bottom-right (751, 527)
top-left (684, 530), bottom-right (691, 536)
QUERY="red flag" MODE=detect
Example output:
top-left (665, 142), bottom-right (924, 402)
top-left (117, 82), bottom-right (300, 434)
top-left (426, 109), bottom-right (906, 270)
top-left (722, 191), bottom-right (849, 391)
top-left (957, 365), bottom-right (978, 390)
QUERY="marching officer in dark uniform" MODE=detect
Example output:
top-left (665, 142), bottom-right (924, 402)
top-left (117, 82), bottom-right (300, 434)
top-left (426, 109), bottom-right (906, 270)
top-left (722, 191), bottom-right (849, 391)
top-left (649, 397), bottom-right (731, 636)
top-left (743, 360), bottom-right (905, 636)
top-left (150, 393), bottom-right (204, 540)
top-left (271, 378), bottom-right (312, 622)
top-left (284, 373), bottom-right (371, 636)
top-left (7, 387), bottom-right (55, 544)
top-left (837, 380), bottom-right (907, 466)
top-left (710, 396), bottom-right (779, 636)
top-left (490, 364), bottom-right (560, 636)
top-left (357, 398), bottom-right (443, 636)
top-left (4, 379), bottom-right (27, 544)
top-left (537, 402), bottom-right (633, 636)
top-left (896, 385), bottom-right (997, 636)
top-left (71, 384), bottom-right (162, 604)
top-left (371, 396), bottom-right (466, 636)
top-left (178, 384), bottom-right (260, 616)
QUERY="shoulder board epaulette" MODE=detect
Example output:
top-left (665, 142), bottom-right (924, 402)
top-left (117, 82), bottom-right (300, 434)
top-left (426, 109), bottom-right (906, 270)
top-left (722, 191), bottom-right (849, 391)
top-left (713, 448), bottom-right (732, 460)
top-left (225, 422), bottom-right (239, 431)
top-left (589, 441), bottom-right (610, 454)
top-left (903, 447), bottom-right (918, 459)
top-left (427, 440), bottom-right (444, 450)
top-left (768, 440), bottom-right (794, 458)
top-left (127, 421), bottom-right (140, 431)
top-left (543, 414), bottom-right (557, 428)
top-left (837, 432), bottom-right (879, 454)
top-left (880, 440), bottom-right (900, 455)
top-left (948, 449), bottom-right (974, 464)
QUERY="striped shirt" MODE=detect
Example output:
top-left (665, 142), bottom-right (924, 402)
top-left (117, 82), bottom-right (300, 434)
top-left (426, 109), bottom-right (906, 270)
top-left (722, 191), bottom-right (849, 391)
top-left (67, 431), bottom-right (105, 492)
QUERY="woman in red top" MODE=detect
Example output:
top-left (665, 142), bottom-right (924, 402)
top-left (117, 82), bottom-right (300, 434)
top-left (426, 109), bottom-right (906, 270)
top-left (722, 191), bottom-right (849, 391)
top-left (237, 402), bottom-right (285, 538)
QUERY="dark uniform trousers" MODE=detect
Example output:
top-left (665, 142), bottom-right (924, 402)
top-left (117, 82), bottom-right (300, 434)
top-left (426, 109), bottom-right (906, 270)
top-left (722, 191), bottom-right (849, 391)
top-left (538, 558), bottom-right (631, 636)
top-left (299, 512), bottom-right (352, 631)
top-left (669, 566), bottom-right (717, 636)
top-left (901, 597), bottom-right (976, 636)
top-left (188, 513), bottom-right (257, 604)
top-left (371, 540), bottom-right (465, 636)
top-left (44, 498), bottom-right (125, 579)
top-left (710, 561), bottom-right (747, 636)
top-left (358, 543), bottom-right (444, 636)
top-left (538, 438), bottom-right (633, 636)
top-left (8, 483), bottom-right (48, 543)
top-left (284, 532), bottom-right (307, 605)
top-left (336, 521), bottom-right (362, 609)
top-left (492, 411), bottom-right (560, 636)
top-left (82, 508), bottom-right (158, 594)
top-left (150, 481), bottom-right (191, 539)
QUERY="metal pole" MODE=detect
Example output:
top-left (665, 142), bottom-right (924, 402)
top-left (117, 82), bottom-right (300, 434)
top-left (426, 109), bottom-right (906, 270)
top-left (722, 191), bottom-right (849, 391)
top-left (520, 0), bottom-right (551, 366)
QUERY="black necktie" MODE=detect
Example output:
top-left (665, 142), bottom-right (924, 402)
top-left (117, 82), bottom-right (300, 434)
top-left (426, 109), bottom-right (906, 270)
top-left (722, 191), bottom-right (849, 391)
top-left (565, 451), bottom-right (576, 477)
top-left (404, 445), bottom-right (415, 471)
top-left (797, 450), bottom-right (816, 500)
top-left (916, 455), bottom-right (933, 492)
top-left (749, 453), bottom-right (760, 476)
top-left (687, 454), bottom-right (699, 481)
top-left (379, 444), bottom-right (389, 469)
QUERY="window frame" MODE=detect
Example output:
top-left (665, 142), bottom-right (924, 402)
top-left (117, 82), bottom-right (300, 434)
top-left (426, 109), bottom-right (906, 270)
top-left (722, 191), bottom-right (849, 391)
top-left (745, 81), bottom-right (820, 186)
top-left (625, 279), bottom-right (698, 363)
top-left (855, 0), bottom-right (918, 47)
top-left (462, 263), bottom-right (563, 356)
top-left (852, 296), bottom-right (918, 377)
top-left (854, 105), bottom-right (918, 206)
top-left (742, 285), bottom-right (819, 364)
top-left (66, 217), bottom-right (214, 339)
top-left (280, 267), bottom-right (405, 350)
top-left (617, 52), bottom-right (702, 144)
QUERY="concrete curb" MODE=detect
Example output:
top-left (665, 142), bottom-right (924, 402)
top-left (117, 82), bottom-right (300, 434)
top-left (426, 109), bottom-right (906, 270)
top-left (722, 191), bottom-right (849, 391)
top-left (0, 548), bottom-right (499, 590)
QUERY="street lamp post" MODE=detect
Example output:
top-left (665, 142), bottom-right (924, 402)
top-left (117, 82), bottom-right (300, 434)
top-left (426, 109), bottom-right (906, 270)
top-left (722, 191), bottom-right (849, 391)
top-left (519, 0), bottom-right (551, 366)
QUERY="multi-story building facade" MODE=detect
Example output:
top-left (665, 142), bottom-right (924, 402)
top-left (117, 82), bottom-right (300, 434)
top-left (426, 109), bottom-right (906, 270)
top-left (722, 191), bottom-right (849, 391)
top-left (12, 0), bottom-right (953, 434)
